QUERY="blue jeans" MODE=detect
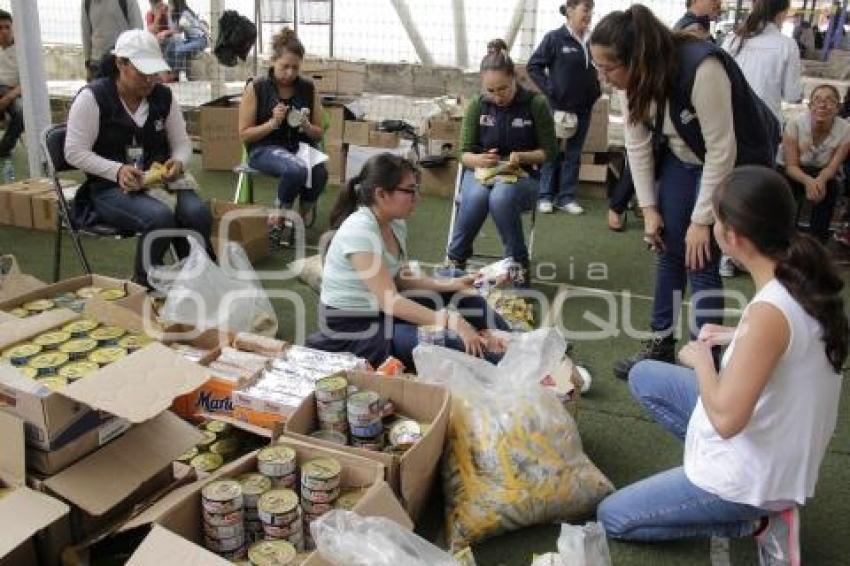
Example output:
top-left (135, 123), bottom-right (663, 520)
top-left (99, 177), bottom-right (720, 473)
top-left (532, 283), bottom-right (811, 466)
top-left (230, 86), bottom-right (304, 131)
top-left (248, 145), bottom-right (328, 208)
top-left (163, 35), bottom-right (208, 76)
top-left (539, 110), bottom-right (591, 206)
top-left (91, 186), bottom-right (213, 284)
top-left (0, 86), bottom-right (23, 157)
top-left (651, 151), bottom-right (723, 337)
top-left (597, 360), bottom-right (766, 541)
top-left (447, 169), bottom-right (538, 265)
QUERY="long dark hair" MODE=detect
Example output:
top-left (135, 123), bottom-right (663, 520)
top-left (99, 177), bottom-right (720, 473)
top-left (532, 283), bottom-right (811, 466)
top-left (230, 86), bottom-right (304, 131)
top-left (329, 154), bottom-right (418, 229)
top-left (590, 4), bottom-right (693, 126)
top-left (730, 0), bottom-right (790, 55)
top-left (714, 166), bottom-right (848, 372)
top-left (169, 0), bottom-right (195, 18)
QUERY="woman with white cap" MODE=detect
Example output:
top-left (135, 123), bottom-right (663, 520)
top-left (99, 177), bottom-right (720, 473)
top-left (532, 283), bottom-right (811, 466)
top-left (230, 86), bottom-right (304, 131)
top-left (65, 29), bottom-right (213, 288)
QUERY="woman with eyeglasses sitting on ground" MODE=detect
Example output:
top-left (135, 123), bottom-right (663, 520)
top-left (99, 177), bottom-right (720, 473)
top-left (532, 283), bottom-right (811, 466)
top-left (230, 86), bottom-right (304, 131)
top-left (306, 154), bottom-right (511, 371)
top-left (64, 30), bottom-right (213, 288)
top-left (444, 42), bottom-right (557, 284)
top-left (776, 84), bottom-right (850, 243)
top-left (598, 165), bottom-right (847, 565)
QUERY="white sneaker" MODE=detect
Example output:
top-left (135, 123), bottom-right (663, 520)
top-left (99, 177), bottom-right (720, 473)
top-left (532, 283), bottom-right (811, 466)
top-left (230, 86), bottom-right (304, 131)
top-left (538, 201), bottom-right (554, 214)
top-left (556, 202), bottom-right (584, 215)
top-left (719, 255), bottom-right (736, 278)
top-left (756, 506), bottom-right (800, 566)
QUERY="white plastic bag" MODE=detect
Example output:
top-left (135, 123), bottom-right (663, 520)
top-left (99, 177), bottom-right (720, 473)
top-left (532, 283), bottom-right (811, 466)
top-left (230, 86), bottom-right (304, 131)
top-left (413, 328), bottom-right (614, 549)
top-left (556, 522), bottom-right (612, 566)
top-left (150, 238), bottom-right (277, 336)
top-left (311, 510), bottom-right (458, 566)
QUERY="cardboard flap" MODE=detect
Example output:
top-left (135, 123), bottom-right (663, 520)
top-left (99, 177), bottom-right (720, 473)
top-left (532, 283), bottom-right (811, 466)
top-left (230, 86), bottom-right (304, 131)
top-left (83, 297), bottom-right (147, 333)
top-left (0, 273), bottom-right (45, 303)
top-left (0, 411), bottom-right (24, 487)
top-left (60, 343), bottom-right (209, 423)
top-left (44, 412), bottom-right (204, 516)
top-left (0, 487), bottom-right (69, 560)
top-left (127, 525), bottom-right (232, 566)
top-left (355, 480), bottom-right (413, 530)
top-left (0, 308), bottom-right (78, 350)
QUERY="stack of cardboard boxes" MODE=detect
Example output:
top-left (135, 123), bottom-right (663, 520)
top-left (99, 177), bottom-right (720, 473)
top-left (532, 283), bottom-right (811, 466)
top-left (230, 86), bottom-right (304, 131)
top-left (0, 178), bottom-right (78, 233)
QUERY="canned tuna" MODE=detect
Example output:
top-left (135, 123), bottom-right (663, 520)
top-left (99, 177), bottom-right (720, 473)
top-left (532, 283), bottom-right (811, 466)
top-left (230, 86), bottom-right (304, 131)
top-left (257, 445), bottom-right (297, 477)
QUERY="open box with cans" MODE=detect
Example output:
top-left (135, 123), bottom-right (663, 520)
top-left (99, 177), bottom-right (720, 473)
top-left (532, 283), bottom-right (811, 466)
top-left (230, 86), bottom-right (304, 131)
top-left (126, 435), bottom-right (412, 566)
top-left (0, 274), bottom-right (145, 318)
top-left (282, 371), bottom-right (450, 522)
top-left (0, 299), bottom-right (209, 459)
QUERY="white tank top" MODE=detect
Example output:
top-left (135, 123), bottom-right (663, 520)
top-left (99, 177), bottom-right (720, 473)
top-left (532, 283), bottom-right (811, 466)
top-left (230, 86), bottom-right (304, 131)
top-left (684, 279), bottom-right (842, 508)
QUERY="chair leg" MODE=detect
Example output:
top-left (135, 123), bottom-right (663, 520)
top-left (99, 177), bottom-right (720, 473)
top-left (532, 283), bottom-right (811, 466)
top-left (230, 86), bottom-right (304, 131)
top-left (234, 171), bottom-right (254, 204)
top-left (68, 227), bottom-right (93, 276)
top-left (53, 223), bottom-right (62, 283)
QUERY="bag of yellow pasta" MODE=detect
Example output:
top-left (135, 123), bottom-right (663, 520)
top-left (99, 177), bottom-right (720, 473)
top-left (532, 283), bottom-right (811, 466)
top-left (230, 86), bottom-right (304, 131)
top-left (414, 329), bottom-right (614, 550)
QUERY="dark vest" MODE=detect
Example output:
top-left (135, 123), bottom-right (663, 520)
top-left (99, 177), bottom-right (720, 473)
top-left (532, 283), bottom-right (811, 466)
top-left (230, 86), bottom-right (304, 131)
top-left (86, 78), bottom-right (173, 191)
top-left (474, 86), bottom-right (539, 160)
top-left (249, 70), bottom-right (316, 153)
top-left (668, 40), bottom-right (780, 168)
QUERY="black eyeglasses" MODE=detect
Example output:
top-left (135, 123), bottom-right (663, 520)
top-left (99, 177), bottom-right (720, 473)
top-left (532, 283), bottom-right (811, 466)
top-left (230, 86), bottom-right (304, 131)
top-left (395, 184), bottom-right (420, 196)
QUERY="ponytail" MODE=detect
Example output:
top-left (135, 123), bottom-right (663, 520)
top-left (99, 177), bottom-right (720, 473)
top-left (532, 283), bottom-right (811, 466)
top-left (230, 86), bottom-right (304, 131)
top-left (775, 232), bottom-right (848, 372)
top-left (328, 153), bottom-right (418, 230)
top-left (714, 166), bottom-right (849, 373)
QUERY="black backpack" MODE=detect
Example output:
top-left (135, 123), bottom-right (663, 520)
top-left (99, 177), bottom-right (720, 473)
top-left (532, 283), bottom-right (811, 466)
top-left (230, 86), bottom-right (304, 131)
top-left (214, 10), bottom-right (257, 67)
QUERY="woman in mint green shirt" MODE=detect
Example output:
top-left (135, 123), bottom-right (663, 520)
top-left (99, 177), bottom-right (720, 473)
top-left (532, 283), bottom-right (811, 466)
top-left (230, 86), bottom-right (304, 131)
top-left (307, 153), bottom-right (510, 370)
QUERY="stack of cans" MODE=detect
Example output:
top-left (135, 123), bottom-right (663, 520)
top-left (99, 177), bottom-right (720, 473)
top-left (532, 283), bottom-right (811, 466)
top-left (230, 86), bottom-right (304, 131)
top-left (201, 479), bottom-right (246, 561)
top-left (237, 473), bottom-right (273, 544)
top-left (315, 374), bottom-right (349, 435)
top-left (300, 457), bottom-right (341, 549)
top-left (347, 390), bottom-right (384, 451)
top-left (257, 488), bottom-right (304, 551)
top-left (257, 445), bottom-right (298, 488)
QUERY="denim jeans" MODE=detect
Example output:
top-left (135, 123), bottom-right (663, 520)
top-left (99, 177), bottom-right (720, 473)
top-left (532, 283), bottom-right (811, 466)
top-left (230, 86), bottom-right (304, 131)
top-left (780, 166), bottom-right (839, 242)
top-left (447, 169), bottom-right (538, 265)
top-left (0, 85), bottom-right (23, 157)
top-left (539, 110), bottom-right (591, 206)
top-left (163, 35), bottom-right (208, 76)
top-left (91, 185), bottom-right (213, 284)
top-left (597, 360), bottom-right (766, 541)
top-left (651, 151), bottom-right (723, 337)
top-left (248, 145), bottom-right (328, 208)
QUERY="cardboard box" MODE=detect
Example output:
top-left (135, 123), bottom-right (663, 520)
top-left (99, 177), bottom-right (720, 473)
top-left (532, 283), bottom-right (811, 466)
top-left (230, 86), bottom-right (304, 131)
top-left (420, 160), bottom-right (459, 199)
top-left (283, 371), bottom-right (450, 521)
top-left (0, 255), bottom-right (44, 304)
top-left (0, 181), bottom-right (25, 225)
top-left (579, 163), bottom-right (607, 183)
top-left (343, 120), bottom-right (372, 146)
top-left (210, 200), bottom-right (270, 264)
top-left (0, 300), bottom-right (209, 450)
top-left (301, 60), bottom-right (367, 95)
top-left (31, 191), bottom-right (59, 232)
top-left (128, 436), bottom-right (412, 566)
top-left (200, 96), bottom-right (242, 171)
top-left (42, 411), bottom-right (204, 542)
top-left (368, 130), bottom-right (400, 149)
top-left (325, 143), bottom-right (348, 186)
top-left (0, 274), bottom-right (146, 315)
top-left (580, 153), bottom-right (595, 164)
top-left (26, 416), bottom-right (131, 476)
top-left (336, 61), bottom-right (367, 95)
top-left (427, 117), bottom-right (462, 142)
top-left (0, 412), bottom-right (69, 566)
top-left (582, 97), bottom-right (610, 154)
top-left (9, 183), bottom-right (53, 229)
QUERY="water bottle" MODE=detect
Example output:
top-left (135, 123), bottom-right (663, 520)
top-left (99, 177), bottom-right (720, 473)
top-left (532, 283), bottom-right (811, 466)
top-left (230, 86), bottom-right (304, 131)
top-left (2, 159), bottom-right (14, 184)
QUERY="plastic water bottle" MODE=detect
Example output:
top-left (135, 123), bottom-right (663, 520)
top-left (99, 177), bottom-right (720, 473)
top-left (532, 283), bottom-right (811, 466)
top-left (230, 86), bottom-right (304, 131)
top-left (2, 159), bottom-right (14, 184)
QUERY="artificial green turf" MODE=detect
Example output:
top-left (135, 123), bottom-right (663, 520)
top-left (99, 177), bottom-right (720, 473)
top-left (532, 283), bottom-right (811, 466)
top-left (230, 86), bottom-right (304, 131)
top-left (1, 148), bottom-right (848, 565)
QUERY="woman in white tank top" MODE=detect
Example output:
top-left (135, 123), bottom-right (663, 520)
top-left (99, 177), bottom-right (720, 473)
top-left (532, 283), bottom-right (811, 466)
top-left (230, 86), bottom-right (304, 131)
top-left (597, 166), bottom-right (848, 566)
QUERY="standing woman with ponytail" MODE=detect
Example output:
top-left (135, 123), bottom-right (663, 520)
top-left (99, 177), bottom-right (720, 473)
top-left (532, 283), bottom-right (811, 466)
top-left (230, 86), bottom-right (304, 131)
top-left (599, 166), bottom-right (847, 565)
top-left (590, 5), bottom-right (779, 380)
top-left (307, 154), bottom-right (510, 370)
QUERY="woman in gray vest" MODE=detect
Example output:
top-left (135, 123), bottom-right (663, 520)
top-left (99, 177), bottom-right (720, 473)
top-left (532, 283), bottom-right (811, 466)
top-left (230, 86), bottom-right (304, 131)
top-left (65, 30), bottom-right (213, 288)
top-left (590, 5), bottom-right (745, 380)
top-left (445, 45), bottom-right (557, 282)
top-left (238, 28), bottom-right (327, 246)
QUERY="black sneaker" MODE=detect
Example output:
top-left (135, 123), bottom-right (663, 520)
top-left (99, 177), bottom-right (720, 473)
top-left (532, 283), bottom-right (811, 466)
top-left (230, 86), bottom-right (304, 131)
top-left (613, 334), bottom-right (676, 380)
top-left (269, 224), bottom-right (284, 249)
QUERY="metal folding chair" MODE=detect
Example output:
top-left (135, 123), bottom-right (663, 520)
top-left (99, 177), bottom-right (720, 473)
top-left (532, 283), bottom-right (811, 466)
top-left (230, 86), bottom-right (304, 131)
top-left (41, 123), bottom-right (138, 282)
top-left (444, 166), bottom-right (537, 264)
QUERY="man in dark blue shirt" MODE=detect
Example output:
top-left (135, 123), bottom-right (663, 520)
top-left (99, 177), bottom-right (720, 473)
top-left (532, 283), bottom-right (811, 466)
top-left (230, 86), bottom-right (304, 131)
top-left (674, 0), bottom-right (721, 40)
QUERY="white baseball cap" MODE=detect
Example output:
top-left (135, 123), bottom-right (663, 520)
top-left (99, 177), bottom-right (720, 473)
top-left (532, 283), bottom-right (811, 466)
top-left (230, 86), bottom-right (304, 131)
top-left (112, 30), bottom-right (170, 75)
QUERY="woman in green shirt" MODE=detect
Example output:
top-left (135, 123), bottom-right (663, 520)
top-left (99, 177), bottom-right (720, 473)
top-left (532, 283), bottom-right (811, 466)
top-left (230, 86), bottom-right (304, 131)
top-left (446, 44), bottom-right (557, 282)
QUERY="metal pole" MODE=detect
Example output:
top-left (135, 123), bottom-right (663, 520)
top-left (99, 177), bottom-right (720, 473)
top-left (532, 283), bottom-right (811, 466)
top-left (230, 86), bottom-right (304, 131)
top-left (254, 0), bottom-right (261, 76)
top-left (294, 0), bottom-right (299, 36)
top-left (452, 0), bottom-right (469, 69)
top-left (389, 0), bottom-right (434, 66)
top-left (10, 0), bottom-right (51, 177)
top-left (734, 0), bottom-right (744, 26)
top-left (329, 0), bottom-right (334, 58)
top-left (518, 0), bottom-right (538, 61)
top-left (210, 0), bottom-right (224, 99)
top-left (504, 0), bottom-right (526, 52)
top-left (810, 0), bottom-right (818, 25)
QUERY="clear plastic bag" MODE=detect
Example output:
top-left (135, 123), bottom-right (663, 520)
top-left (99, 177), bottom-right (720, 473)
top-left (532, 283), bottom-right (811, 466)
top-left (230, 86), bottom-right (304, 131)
top-left (149, 238), bottom-right (277, 336)
top-left (556, 522), bottom-right (612, 566)
top-left (311, 510), bottom-right (459, 566)
top-left (413, 329), bottom-right (614, 550)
